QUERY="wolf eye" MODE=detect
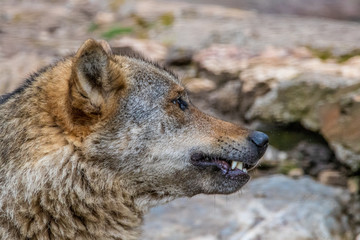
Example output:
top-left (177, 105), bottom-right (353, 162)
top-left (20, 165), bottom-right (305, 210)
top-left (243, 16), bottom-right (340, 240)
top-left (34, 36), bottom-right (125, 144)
top-left (172, 97), bottom-right (188, 111)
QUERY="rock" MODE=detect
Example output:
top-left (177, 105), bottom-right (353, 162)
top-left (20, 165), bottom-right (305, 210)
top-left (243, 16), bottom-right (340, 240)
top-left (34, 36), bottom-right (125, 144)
top-left (247, 73), bottom-right (351, 129)
top-left (238, 47), bottom-right (308, 114)
top-left (185, 79), bottom-right (243, 122)
top-left (258, 145), bottom-right (288, 167)
top-left (349, 194), bottom-right (360, 236)
top-left (241, 48), bottom-right (360, 172)
top-left (181, 0), bottom-right (360, 20)
top-left (110, 37), bottom-right (168, 62)
top-left (318, 170), bottom-right (348, 187)
top-left (165, 47), bottom-right (193, 66)
top-left (113, 0), bottom-right (137, 17)
top-left (138, 0), bottom-right (360, 58)
top-left (319, 95), bottom-right (360, 171)
top-left (136, 1), bottom-right (253, 51)
top-left (291, 141), bottom-right (335, 177)
top-left (331, 144), bottom-right (360, 172)
top-left (184, 78), bottom-right (216, 94)
top-left (0, 53), bottom-right (51, 95)
top-left (246, 70), bottom-right (360, 170)
top-left (142, 175), bottom-right (355, 240)
top-left (193, 45), bottom-right (252, 82)
top-left (348, 177), bottom-right (360, 194)
top-left (189, 236), bottom-right (217, 240)
top-left (288, 168), bottom-right (304, 178)
top-left (94, 12), bottom-right (115, 25)
top-left (208, 80), bottom-right (242, 115)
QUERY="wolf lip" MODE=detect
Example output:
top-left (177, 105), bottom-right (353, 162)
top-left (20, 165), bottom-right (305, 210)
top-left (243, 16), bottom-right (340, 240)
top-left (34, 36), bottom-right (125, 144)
top-left (190, 153), bottom-right (253, 177)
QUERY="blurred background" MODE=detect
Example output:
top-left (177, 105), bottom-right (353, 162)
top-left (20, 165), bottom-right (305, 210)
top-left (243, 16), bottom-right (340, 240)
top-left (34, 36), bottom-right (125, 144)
top-left (1, 0), bottom-right (360, 239)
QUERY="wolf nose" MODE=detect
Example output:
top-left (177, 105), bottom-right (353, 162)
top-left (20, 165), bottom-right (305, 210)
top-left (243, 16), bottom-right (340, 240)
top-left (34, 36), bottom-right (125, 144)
top-left (248, 131), bottom-right (269, 148)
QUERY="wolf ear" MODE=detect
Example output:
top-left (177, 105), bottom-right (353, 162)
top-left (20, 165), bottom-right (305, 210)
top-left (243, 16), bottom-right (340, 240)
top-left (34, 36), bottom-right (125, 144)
top-left (70, 39), bottom-right (113, 120)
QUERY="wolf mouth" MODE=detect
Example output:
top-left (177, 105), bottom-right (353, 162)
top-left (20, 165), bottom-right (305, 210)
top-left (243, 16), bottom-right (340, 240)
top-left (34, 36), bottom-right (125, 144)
top-left (190, 153), bottom-right (255, 178)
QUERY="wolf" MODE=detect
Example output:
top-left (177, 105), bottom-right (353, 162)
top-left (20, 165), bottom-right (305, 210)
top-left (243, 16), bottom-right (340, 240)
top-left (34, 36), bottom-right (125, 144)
top-left (0, 39), bottom-right (268, 239)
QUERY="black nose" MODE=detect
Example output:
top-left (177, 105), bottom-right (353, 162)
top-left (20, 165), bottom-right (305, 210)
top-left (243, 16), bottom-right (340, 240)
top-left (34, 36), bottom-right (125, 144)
top-left (248, 131), bottom-right (269, 148)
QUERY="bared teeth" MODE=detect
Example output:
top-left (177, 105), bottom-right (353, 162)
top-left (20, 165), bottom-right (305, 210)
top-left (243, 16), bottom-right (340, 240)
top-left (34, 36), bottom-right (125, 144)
top-left (230, 161), bottom-right (247, 172)
top-left (237, 162), bottom-right (243, 170)
top-left (231, 161), bottom-right (237, 170)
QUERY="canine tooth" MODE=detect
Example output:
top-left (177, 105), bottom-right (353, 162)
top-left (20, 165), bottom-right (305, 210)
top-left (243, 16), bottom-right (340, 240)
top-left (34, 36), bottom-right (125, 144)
top-left (231, 161), bottom-right (237, 170)
top-left (237, 162), bottom-right (243, 170)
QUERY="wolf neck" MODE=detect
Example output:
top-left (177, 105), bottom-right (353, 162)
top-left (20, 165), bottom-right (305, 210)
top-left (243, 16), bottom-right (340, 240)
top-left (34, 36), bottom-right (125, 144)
top-left (0, 145), bottom-right (144, 239)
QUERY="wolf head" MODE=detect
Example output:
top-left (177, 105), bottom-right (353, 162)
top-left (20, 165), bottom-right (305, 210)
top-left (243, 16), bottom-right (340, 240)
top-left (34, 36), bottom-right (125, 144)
top-left (65, 39), bottom-right (268, 203)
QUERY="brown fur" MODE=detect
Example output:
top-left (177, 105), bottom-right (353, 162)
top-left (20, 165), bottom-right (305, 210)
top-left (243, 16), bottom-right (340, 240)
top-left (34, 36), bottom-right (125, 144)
top-left (0, 39), bottom-right (267, 239)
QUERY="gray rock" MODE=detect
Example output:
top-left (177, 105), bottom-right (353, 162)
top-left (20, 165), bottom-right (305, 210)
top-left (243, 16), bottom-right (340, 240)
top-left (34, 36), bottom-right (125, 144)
top-left (166, 47), bottom-right (194, 66)
top-left (318, 170), bottom-right (348, 187)
top-left (262, 145), bottom-right (288, 166)
top-left (246, 72), bottom-right (360, 170)
top-left (319, 92), bottom-right (360, 171)
top-left (193, 45), bottom-right (252, 82)
top-left (142, 175), bottom-right (354, 240)
top-left (288, 168), bottom-right (304, 178)
top-left (291, 141), bottom-right (335, 177)
top-left (137, 1), bottom-right (360, 56)
top-left (246, 72), bottom-right (359, 127)
top-left (169, 0), bottom-right (360, 20)
top-left (208, 80), bottom-right (242, 115)
top-left (185, 78), bottom-right (217, 94)
top-left (0, 53), bottom-right (52, 95)
top-left (110, 37), bottom-right (168, 62)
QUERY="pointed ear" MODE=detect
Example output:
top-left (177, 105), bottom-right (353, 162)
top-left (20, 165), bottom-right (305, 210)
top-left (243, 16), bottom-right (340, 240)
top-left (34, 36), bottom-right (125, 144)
top-left (70, 39), bottom-right (113, 119)
top-left (73, 39), bottom-right (113, 97)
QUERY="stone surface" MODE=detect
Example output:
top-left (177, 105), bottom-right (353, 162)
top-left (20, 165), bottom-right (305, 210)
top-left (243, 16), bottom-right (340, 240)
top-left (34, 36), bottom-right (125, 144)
top-left (291, 141), bottom-right (336, 177)
top-left (208, 80), bottom-right (242, 115)
top-left (4, 0), bottom-right (360, 58)
top-left (288, 168), bottom-right (304, 178)
top-left (241, 46), bottom-right (360, 117)
top-left (350, 194), bottom-right (360, 235)
top-left (318, 170), bottom-right (348, 187)
top-left (184, 78), bottom-right (217, 94)
top-left (319, 95), bottom-right (360, 171)
top-left (170, 0), bottom-right (360, 20)
top-left (261, 145), bottom-right (288, 166)
top-left (193, 45), bottom-right (251, 82)
top-left (0, 53), bottom-right (52, 95)
top-left (348, 177), bottom-right (360, 194)
top-left (246, 73), bottom-right (358, 126)
top-left (244, 50), bottom-right (360, 170)
top-left (139, 1), bottom-right (360, 56)
top-left (166, 47), bottom-right (194, 66)
top-left (110, 37), bottom-right (168, 62)
top-left (94, 11), bottom-right (116, 25)
top-left (143, 175), bottom-right (355, 240)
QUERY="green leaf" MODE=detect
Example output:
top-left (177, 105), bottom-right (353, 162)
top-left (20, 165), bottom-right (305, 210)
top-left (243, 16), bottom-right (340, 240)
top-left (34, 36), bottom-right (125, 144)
top-left (101, 26), bottom-right (133, 39)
